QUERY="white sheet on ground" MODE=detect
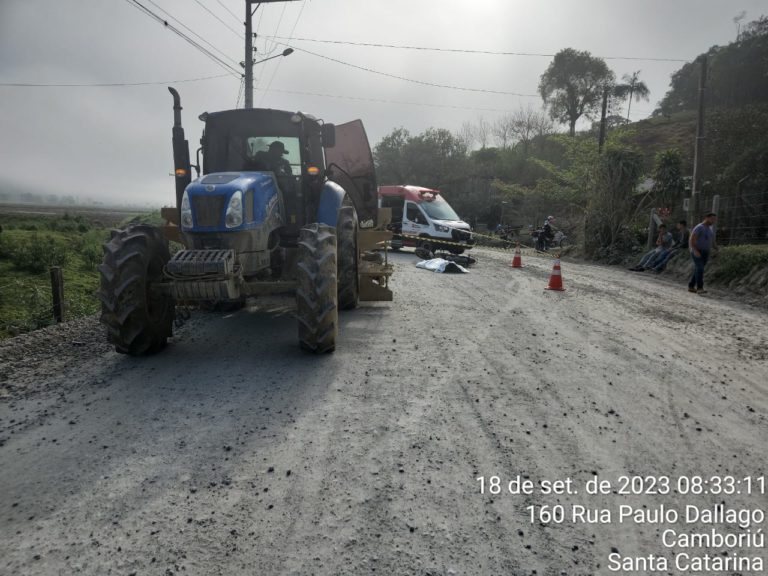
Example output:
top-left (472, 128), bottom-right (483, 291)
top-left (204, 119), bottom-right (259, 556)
top-left (415, 258), bottom-right (468, 273)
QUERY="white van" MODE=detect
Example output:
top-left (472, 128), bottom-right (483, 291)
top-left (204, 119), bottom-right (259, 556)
top-left (378, 185), bottom-right (474, 254)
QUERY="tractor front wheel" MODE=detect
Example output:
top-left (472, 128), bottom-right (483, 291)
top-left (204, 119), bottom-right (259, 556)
top-left (98, 225), bottom-right (175, 355)
top-left (296, 223), bottom-right (338, 353)
top-left (336, 206), bottom-right (359, 310)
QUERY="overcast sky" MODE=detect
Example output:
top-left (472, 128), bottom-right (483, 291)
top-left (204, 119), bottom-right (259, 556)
top-left (0, 0), bottom-right (764, 206)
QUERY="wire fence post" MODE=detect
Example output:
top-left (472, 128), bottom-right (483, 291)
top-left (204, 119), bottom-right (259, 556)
top-left (49, 266), bottom-right (64, 323)
top-left (711, 194), bottom-right (720, 246)
top-left (647, 208), bottom-right (659, 249)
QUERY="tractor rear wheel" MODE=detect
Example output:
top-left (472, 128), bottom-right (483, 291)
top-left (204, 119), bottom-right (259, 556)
top-left (296, 223), bottom-right (338, 353)
top-left (98, 225), bottom-right (175, 355)
top-left (336, 206), bottom-right (359, 310)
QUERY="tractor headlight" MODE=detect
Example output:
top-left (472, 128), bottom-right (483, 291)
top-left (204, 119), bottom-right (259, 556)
top-left (225, 190), bottom-right (243, 228)
top-left (181, 191), bottom-right (193, 229)
top-left (435, 224), bottom-right (450, 233)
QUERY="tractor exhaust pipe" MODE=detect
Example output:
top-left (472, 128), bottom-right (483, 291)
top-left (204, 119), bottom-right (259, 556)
top-left (169, 86), bottom-right (183, 128)
top-left (168, 87), bottom-right (192, 217)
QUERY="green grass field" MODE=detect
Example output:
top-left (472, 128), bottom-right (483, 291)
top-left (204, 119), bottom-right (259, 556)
top-left (0, 209), bottom-right (157, 339)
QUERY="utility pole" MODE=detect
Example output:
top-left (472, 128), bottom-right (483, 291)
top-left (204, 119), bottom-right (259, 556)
top-left (244, 1), bottom-right (254, 109)
top-left (598, 87), bottom-right (609, 153)
top-left (690, 55), bottom-right (708, 222)
top-left (243, 0), bottom-right (298, 109)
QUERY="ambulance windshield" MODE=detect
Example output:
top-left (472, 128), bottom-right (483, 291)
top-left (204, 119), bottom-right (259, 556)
top-left (421, 199), bottom-right (460, 221)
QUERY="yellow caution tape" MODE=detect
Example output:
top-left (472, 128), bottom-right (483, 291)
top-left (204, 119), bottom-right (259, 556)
top-left (393, 231), bottom-right (560, 259)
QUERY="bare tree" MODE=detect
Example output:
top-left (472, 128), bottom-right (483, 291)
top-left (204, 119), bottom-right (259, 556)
top-left (492, 114), bottom-right (515, 149)
top-left (455, 120), bottom-right (476, 151)
top-left (475, 116), bottom-right (491, 149)
top-left (509, 104), bottom-right (554, 154)
top-left (534, 112), bottom-right (556, 139)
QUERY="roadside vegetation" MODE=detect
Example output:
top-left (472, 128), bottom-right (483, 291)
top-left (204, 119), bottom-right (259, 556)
top-left (710, 245), bottom-right (768, 284)
top-left (0, 211), bottom-right (155, 339)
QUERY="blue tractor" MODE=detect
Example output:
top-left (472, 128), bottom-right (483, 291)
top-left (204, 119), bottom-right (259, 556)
top-left (98, 88), bottom-right (393, 355)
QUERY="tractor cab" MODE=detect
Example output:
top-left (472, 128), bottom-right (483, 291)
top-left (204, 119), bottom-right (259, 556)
top-left (169, 91), bottom-right (379, 244)
top-left (199, 108), bottom-right (332, 237)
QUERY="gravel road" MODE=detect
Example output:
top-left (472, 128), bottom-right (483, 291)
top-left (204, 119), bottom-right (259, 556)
top-left (1, 248), bottom-right (766, 575)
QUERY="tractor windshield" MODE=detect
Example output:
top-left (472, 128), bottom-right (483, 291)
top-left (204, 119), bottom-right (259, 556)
top-left (243, 137), bottom-right (302, 176)
top-left (421, 199), bottom-right (460, 221)
top-left (206, 134), bottom-right (302, 175)
top-left (202, 109), bottom-right (318, 176)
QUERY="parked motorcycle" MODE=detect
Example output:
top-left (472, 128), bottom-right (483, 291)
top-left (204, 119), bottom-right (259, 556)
top-left (531, 228), bottom-right (568, 251)
top-left (494, 224), bottom-right (522, 247)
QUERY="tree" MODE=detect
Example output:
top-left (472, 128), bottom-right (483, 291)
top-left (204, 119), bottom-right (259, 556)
top-left (613, 71), bottom-right (650, 121)
top-left (655, 16), bottom-right (768, 115)
top-left (509, 104), bottom-right (555, 155)
top-left (455, 121), bottom-right (476, 151)
top-left (539, 48), bottom-right (615, 136)
top-left (474, 116), bottom-right (491, 149)
top-left (586, 145), bottom-right (645, 253)
top-left (492, 114), bottom-right (515, 149)
top-left (650, 149), bottom-right (685, 208)
top-left (373, 127), bottom-right (468, 189)
top-left (373, 128), bottom-right (410, 184)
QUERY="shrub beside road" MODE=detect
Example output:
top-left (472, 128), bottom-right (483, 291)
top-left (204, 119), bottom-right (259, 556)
top-left (0, 208), bottom-right (154, 338)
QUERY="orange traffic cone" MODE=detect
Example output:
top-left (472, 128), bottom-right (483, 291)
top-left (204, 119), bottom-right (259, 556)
top-left (509, 243), bottom-right (523, 268)
top-left (545, 257), bottom-right (566, 291)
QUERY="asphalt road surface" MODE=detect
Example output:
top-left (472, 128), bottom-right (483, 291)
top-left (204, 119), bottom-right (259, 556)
top-left (1, 248), bottom-right (766, 575)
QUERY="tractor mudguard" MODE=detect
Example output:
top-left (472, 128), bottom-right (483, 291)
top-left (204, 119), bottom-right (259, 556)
top-left (316, 180), bottom-right (346, 227)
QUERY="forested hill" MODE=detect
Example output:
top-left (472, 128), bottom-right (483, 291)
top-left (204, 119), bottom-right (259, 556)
top-left (655, 16), bottom-right (768, 116)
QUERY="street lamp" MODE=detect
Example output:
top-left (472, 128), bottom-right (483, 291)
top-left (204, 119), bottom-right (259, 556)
top-left (501, 201), bottom-right (508, 225)
top-left (240, 48), bottom-right (294, 71)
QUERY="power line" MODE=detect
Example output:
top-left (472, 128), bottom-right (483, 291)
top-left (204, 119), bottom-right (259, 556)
top-left (267, 87), bottom-right (514, 113)
top-left (124, 0), bottom-right (242, 77)
top-left (191, 0), bottom-right (242, 38)
top-left (278, 44), bottom-right (540, 97)
top-left (267, 3), bottom-right (289, 53)
top-left (142, 0), bottom-right (240, 69)
top-left (213, 0), bottom-right (242, 25)
top-left (258, 2), bottom-right (290, 62)
top-left (253, 3), bottom-right (277, 59)
top-left (266, 35), bottom-right (689, 63)
top-left (0, 74), bottom-right (234, 87)
top-left (258, 1), bottom-right (307, 104)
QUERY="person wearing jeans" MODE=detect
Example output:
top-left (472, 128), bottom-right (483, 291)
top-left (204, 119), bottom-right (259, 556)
top-left (650, 220), bottom-right (689, 272)
top-left (629, 224), bottom-right (673, 271)
top-left (688, 213), bottom-right (717, 293)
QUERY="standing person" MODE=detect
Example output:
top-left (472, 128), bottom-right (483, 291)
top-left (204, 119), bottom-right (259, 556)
top-left (688, 212), bottom-right (717, 294)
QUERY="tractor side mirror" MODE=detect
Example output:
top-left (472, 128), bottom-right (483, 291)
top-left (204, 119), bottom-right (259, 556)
top-left (321, 124), bottom-right (336, 148)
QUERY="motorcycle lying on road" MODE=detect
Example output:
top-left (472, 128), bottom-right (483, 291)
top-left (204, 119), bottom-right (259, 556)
top-left (531, 228), bottom-right (568, 251)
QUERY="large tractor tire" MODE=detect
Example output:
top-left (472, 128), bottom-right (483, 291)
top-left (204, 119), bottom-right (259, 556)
top-left (98, 225), bottom-right (175, 356)
top-left (296, 223), bottom-right (338, 353)
top-left (336, 206), bottom-right (359, 310)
